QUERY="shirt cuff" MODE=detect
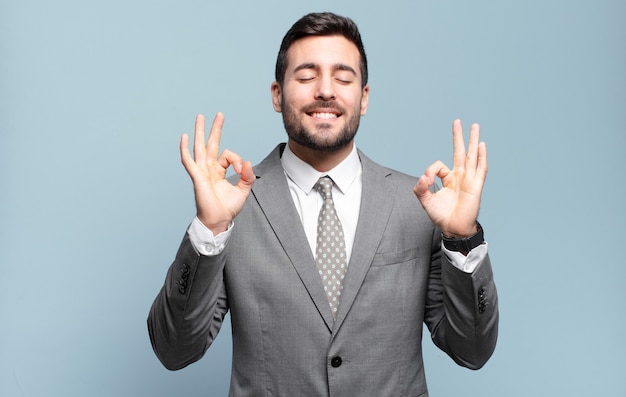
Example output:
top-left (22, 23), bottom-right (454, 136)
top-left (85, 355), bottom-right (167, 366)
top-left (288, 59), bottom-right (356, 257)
top-left (442, 242), bottom-right (488, 273)
top-left (187, 217), bottom-right (233, 256)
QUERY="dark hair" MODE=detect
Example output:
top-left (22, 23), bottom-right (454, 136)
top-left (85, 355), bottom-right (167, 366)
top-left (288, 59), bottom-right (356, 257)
top-left (275, 12), bottom-right (368, 87)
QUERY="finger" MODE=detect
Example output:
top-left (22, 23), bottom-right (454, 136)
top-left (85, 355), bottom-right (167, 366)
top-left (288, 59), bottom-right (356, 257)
top-left (217, 149), bottom-right (244, 174)
top-left (452, 119), bottom-right (466, 170)
top-left (465, 123), bottom-right (481, 171)
top-left (424, 160), bottom-right (451, 182)
top-left (476, 141), bottom-right (488, 180)
top-left (193, 114), bottom-right (206, 163)
top-left (180, 132), bottom-right (190, 164)
top-left (180, 133), bottom-right (198, 178)
top-left (206, 112), bottom-right (225, 159)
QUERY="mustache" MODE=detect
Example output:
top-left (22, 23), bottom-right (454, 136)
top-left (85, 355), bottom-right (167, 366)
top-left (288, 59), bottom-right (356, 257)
top-left (301, 101), bottom-right (345, 115)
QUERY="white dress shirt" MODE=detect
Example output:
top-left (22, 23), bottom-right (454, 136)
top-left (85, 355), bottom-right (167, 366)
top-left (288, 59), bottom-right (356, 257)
top-left (187, 143), bottom-right (487, 273)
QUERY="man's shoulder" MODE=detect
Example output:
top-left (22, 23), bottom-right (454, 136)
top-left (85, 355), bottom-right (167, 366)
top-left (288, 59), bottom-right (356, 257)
top-left (357, 148), bottom-right (420, 186)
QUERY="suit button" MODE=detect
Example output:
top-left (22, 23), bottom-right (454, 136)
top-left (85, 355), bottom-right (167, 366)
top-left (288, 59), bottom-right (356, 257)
top-left (331, 356), bottom-right (342, 368)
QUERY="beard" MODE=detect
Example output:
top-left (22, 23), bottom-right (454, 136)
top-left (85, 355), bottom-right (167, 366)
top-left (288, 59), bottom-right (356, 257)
top-left (281, 99), bottom-right (362, 153)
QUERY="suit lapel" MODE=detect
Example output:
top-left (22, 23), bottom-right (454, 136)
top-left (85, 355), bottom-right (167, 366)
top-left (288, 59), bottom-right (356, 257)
top-left (251, 145), bottom-right (335, 330)
top-left (250, 145), bottom-right (398, 332)
top-left (332, 151), bottom-right (395, 333)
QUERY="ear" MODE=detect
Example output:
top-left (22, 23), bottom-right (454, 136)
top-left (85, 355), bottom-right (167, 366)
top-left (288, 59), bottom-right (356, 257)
top-left (271, 81), bottom-right (282, 112)
top-left (360, 84), bottom-right (370, 116)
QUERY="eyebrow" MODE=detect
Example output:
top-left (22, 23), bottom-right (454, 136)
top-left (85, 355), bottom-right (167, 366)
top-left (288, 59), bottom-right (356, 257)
top-left (293, 63), bottom-right (357, 76)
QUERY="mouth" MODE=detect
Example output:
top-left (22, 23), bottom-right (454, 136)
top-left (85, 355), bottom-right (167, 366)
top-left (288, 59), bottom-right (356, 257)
top-left (303, 102), bottom-right (343, 121)
top-left (309, 111), bottom-right (340, 120)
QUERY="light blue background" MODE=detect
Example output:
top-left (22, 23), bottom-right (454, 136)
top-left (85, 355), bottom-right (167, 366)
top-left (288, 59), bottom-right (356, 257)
top-left (1, 0), bottom-right (625, 396)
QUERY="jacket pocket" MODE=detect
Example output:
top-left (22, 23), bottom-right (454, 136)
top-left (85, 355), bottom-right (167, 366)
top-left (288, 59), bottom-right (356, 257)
top-left (371, 246), bottom-right (420, 267)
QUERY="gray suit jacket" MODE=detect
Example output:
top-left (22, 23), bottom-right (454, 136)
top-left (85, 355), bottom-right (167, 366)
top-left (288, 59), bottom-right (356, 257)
top-left (148, 144), bottom-right (498, 397)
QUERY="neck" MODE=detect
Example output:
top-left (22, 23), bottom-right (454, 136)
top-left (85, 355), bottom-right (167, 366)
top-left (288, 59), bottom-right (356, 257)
top-left (287, 140), bottom-right (354, 172)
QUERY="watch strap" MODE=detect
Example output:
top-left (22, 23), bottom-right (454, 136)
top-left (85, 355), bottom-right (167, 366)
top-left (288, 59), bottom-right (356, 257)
top-left (442, 222), bottom-right (484, 255)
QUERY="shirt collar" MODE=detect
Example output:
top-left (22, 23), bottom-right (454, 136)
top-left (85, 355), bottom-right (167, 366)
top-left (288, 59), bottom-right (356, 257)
top-left (281, 143), bottom-right (362, 195)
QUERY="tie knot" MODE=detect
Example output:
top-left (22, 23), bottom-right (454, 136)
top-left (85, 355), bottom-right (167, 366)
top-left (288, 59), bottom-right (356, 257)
top-left (315, 176), bottom-right (334, 200)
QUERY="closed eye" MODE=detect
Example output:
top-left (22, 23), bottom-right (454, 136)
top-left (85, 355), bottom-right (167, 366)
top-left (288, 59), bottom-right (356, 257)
top-left (335, 76), bottom-right (354, 84)
top-left (296, 76), bottom-right (316, 83)
top-left (334, 65), bottom-right (357, 84)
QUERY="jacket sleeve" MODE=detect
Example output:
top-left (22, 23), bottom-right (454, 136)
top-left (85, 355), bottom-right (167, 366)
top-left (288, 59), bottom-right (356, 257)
top-left (147, 232), bottom-right (229, 370)
top-left (424, 230), bottom-right (499, 369)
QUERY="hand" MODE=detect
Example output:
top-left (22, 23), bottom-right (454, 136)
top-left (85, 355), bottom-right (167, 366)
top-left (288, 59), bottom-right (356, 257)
top-left (180, 113), bottom-right (255, 234)
top-left (413, 119), bottom-right (487, 237)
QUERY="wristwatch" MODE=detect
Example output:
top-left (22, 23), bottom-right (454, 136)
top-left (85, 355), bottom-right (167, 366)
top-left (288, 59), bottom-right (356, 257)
top-left (441, 222), bottom-right (484, 255)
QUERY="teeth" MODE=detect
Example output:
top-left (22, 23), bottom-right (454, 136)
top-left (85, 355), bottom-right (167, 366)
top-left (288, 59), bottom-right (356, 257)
top-left (311, 112), bottom-right (337, 119)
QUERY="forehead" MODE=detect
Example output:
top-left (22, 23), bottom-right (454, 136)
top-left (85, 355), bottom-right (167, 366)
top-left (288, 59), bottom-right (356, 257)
top-left (285, 35), bottom-right (361, 71)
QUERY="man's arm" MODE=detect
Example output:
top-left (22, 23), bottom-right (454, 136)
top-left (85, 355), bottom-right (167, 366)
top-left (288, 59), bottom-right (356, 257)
top-left (415, 119), bottom-right (498, 368)
top-left (148, 113), bottom-right (254, 369)
top-left (425, 235), bottom-right (498, 369)
top-left (147, 232), bottom-right (229, 370)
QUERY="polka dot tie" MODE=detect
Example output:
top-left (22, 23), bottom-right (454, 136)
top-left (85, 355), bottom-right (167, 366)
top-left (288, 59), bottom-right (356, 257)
top-left (314, 176), bottom-right (347, 318)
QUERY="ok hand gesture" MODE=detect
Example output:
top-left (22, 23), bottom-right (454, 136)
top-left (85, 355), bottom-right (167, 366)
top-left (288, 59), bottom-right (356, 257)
top-left (413, 120), bottom-right (487, 238)
top-left (180, 113), bottom-right (256, 235)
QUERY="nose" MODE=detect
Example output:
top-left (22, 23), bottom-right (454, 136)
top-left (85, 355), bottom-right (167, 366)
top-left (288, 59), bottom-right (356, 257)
top-left (314, 75), bottom-right (335, 101)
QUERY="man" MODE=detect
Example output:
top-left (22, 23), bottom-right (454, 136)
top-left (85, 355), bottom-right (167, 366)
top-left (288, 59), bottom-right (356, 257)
top-left (148, 12), bottom-right (498, 397)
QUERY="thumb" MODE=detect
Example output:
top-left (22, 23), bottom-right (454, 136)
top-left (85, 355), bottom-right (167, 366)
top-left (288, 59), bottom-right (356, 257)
top-left (236, 161), bottom-right (256, 192)
top-left (413, 175), bottom-right (433, 204)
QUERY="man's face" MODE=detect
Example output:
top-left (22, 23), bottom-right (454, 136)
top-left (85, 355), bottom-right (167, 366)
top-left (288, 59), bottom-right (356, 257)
top-left (271, 35), bottom-right (369, 153)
